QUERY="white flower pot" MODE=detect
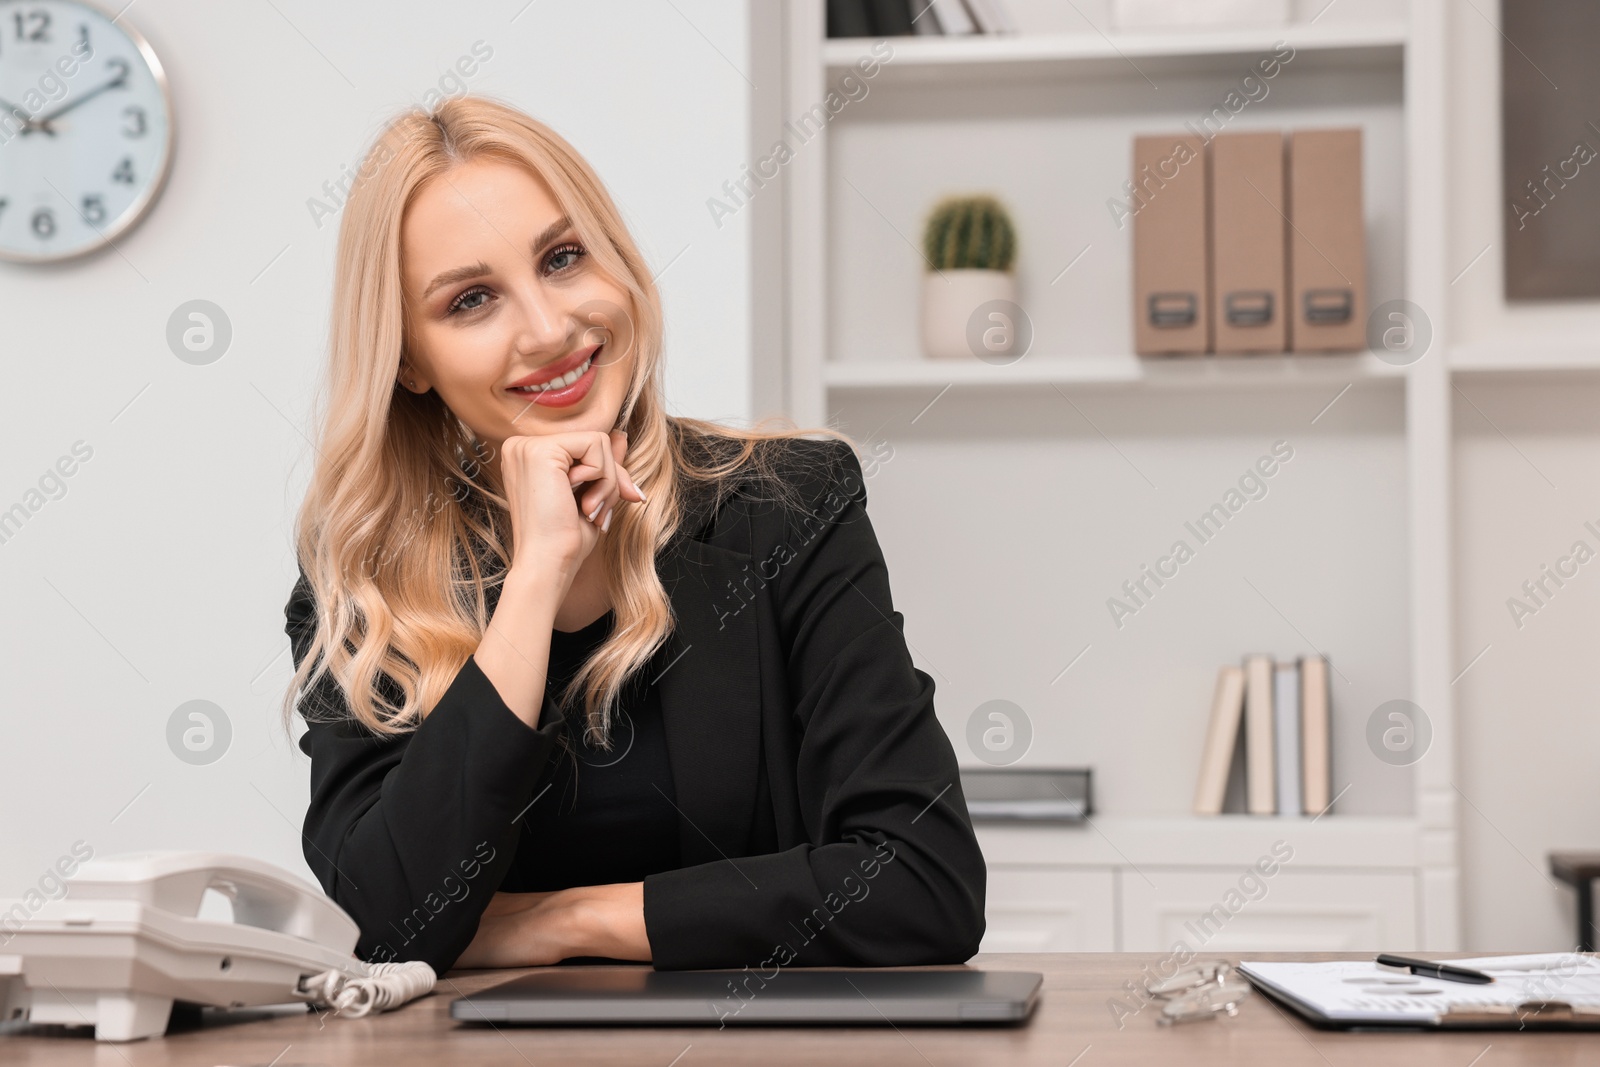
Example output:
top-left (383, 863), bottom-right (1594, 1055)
top-left (920, 269), bottom-right (1018, 361)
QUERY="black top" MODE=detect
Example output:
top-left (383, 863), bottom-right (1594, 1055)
top-left (288, 433), bottom-right (987, 974)
top-left (503, 610), bottom-right (680, 890)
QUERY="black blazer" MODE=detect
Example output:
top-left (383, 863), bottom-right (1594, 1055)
top-left (285, 435), bottom-right (986, 973)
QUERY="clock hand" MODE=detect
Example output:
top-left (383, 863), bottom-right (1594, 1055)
top-left (0, 96), bottom-right (54, 137)
top-left (29, 72), bottom-right (128, 127)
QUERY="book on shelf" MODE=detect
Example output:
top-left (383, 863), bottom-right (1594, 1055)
top-left (866, 0), bottom-right (915, 36)
top-left (1300, 654), bottom-right (1331, 814)
top-left (826, 0), bottom-right (1004, 37)
top-left (926, 0), bottom-right (976, 35)
top-left (826, 0), bottom-right (876, 38)
top-left (1193, 664), bottom-right (1245, 815)
top-left (962, 0), bottom-right (1018, 34)
top-left (1243, 654), bottom-right (1276, 814)
top-left (1273, 660), bottom-right (1301, 815)
top-left (1192, 653), bottom-right (1334, 817)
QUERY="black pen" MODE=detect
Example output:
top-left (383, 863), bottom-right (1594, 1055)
top-left (1374, 954), bottom-right (1494, 985)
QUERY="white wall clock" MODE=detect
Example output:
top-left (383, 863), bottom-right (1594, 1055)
top-left (0, 0), bottom-right (174, 263)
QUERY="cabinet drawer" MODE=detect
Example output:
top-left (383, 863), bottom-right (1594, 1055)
top-left (1120, 869), bottom-right (1416, 952)
top-left (981, 867), bottom-right (1116, 952)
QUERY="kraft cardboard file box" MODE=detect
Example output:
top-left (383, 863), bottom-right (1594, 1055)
top-left (1132, 135), bottom-right (1209, 355)
top-left (1209, 132), bottom-right (1287, 354)
top-left (1288, 128), bottom-right (1367, 351)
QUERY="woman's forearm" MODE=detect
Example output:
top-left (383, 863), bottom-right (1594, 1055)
top-left (473, 564), bottom-right (567, 728)
top-left (457, 883), bottom-right (650, 968)
top-left (571, 882), bottom-right (650, 961)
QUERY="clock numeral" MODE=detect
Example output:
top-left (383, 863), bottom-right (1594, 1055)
top-left (123, 105), bottom-right (146, 138)
top-left (31, 207), bottom-right (55, 239)
top-left (13, 8), bottom-right (50, 43)
top-left (78, 22), bottom-right (89, 54)
top-left (82, 195), bottom-right (105, 225)
top-left (106, 57), bottom-right (130, 87)
top-left (112, 157), bottom-right (135, 184)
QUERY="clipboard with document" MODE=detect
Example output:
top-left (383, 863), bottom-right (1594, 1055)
top-left (1238, 953), bottom-right (1600, 1031)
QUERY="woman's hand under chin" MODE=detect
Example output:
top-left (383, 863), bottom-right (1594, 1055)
top-left (455, 882), bottom-right (650, 969)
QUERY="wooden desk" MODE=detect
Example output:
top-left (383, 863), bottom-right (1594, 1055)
top-left (3, 953), bottom-right (1595, 1065)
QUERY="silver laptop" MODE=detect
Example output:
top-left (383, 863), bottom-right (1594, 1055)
top-left (450, 968), bottom-right (1042, 1026)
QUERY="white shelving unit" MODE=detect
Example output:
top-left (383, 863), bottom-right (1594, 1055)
top-left (819, 20), bottom-right (1407, 80)
top-left (765, 0), bottom-right (1458, 951)
top-left (823, 352), bottom-right (1407, 390)
top-left (1452, 341), bottom-right (1600, 375)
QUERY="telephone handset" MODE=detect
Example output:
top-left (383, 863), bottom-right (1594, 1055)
top-left (0, 851), bottom-right (434, 1042)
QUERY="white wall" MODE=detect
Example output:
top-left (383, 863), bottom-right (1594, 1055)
top-left (1447, 6), bottom-right (1600, 950)
top-left (1453, 378), bottom-right (1600, 950)
top-left (0, 0), bottom-right (754, 895)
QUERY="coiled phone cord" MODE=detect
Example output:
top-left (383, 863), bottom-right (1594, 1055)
top-left (300, 960), bottom-right (437, 1017)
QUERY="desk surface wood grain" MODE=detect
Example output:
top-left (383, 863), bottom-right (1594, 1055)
top-left (3, 953), bottom-right (1595, 1065)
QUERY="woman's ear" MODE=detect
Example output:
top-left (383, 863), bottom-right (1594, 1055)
top-left (397, 361), bottom-right (431, 393)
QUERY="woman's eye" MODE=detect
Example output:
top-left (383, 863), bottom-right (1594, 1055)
top-left (546, 243), bottom-right (586, 274)
top-left (448, 286), bottom-right (491, 314)
top-left (444, 245), bottom-right (584, 315)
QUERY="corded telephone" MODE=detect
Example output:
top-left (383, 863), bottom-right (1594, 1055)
top-left (0, 851), bottom-right (434, 1041)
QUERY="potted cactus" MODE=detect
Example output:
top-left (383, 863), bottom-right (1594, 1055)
top-left (920, 194), bottom-right (1019, 361)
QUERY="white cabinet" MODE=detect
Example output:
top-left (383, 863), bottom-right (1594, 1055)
top-left (1119, 870), bottom-right (1417, 952)
top-left (974, 819), bottom-right (1422, 952)
top-left (980, 867), bottom-right (1117, 952)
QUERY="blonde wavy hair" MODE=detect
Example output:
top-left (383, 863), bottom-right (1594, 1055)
top-left (283, 95), bottom-right (851, 746)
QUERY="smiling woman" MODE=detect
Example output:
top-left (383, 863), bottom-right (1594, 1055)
top-left (281, 95), bottom-right (985, 975)
top-left (398, 161), bottom-right (632, 455)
